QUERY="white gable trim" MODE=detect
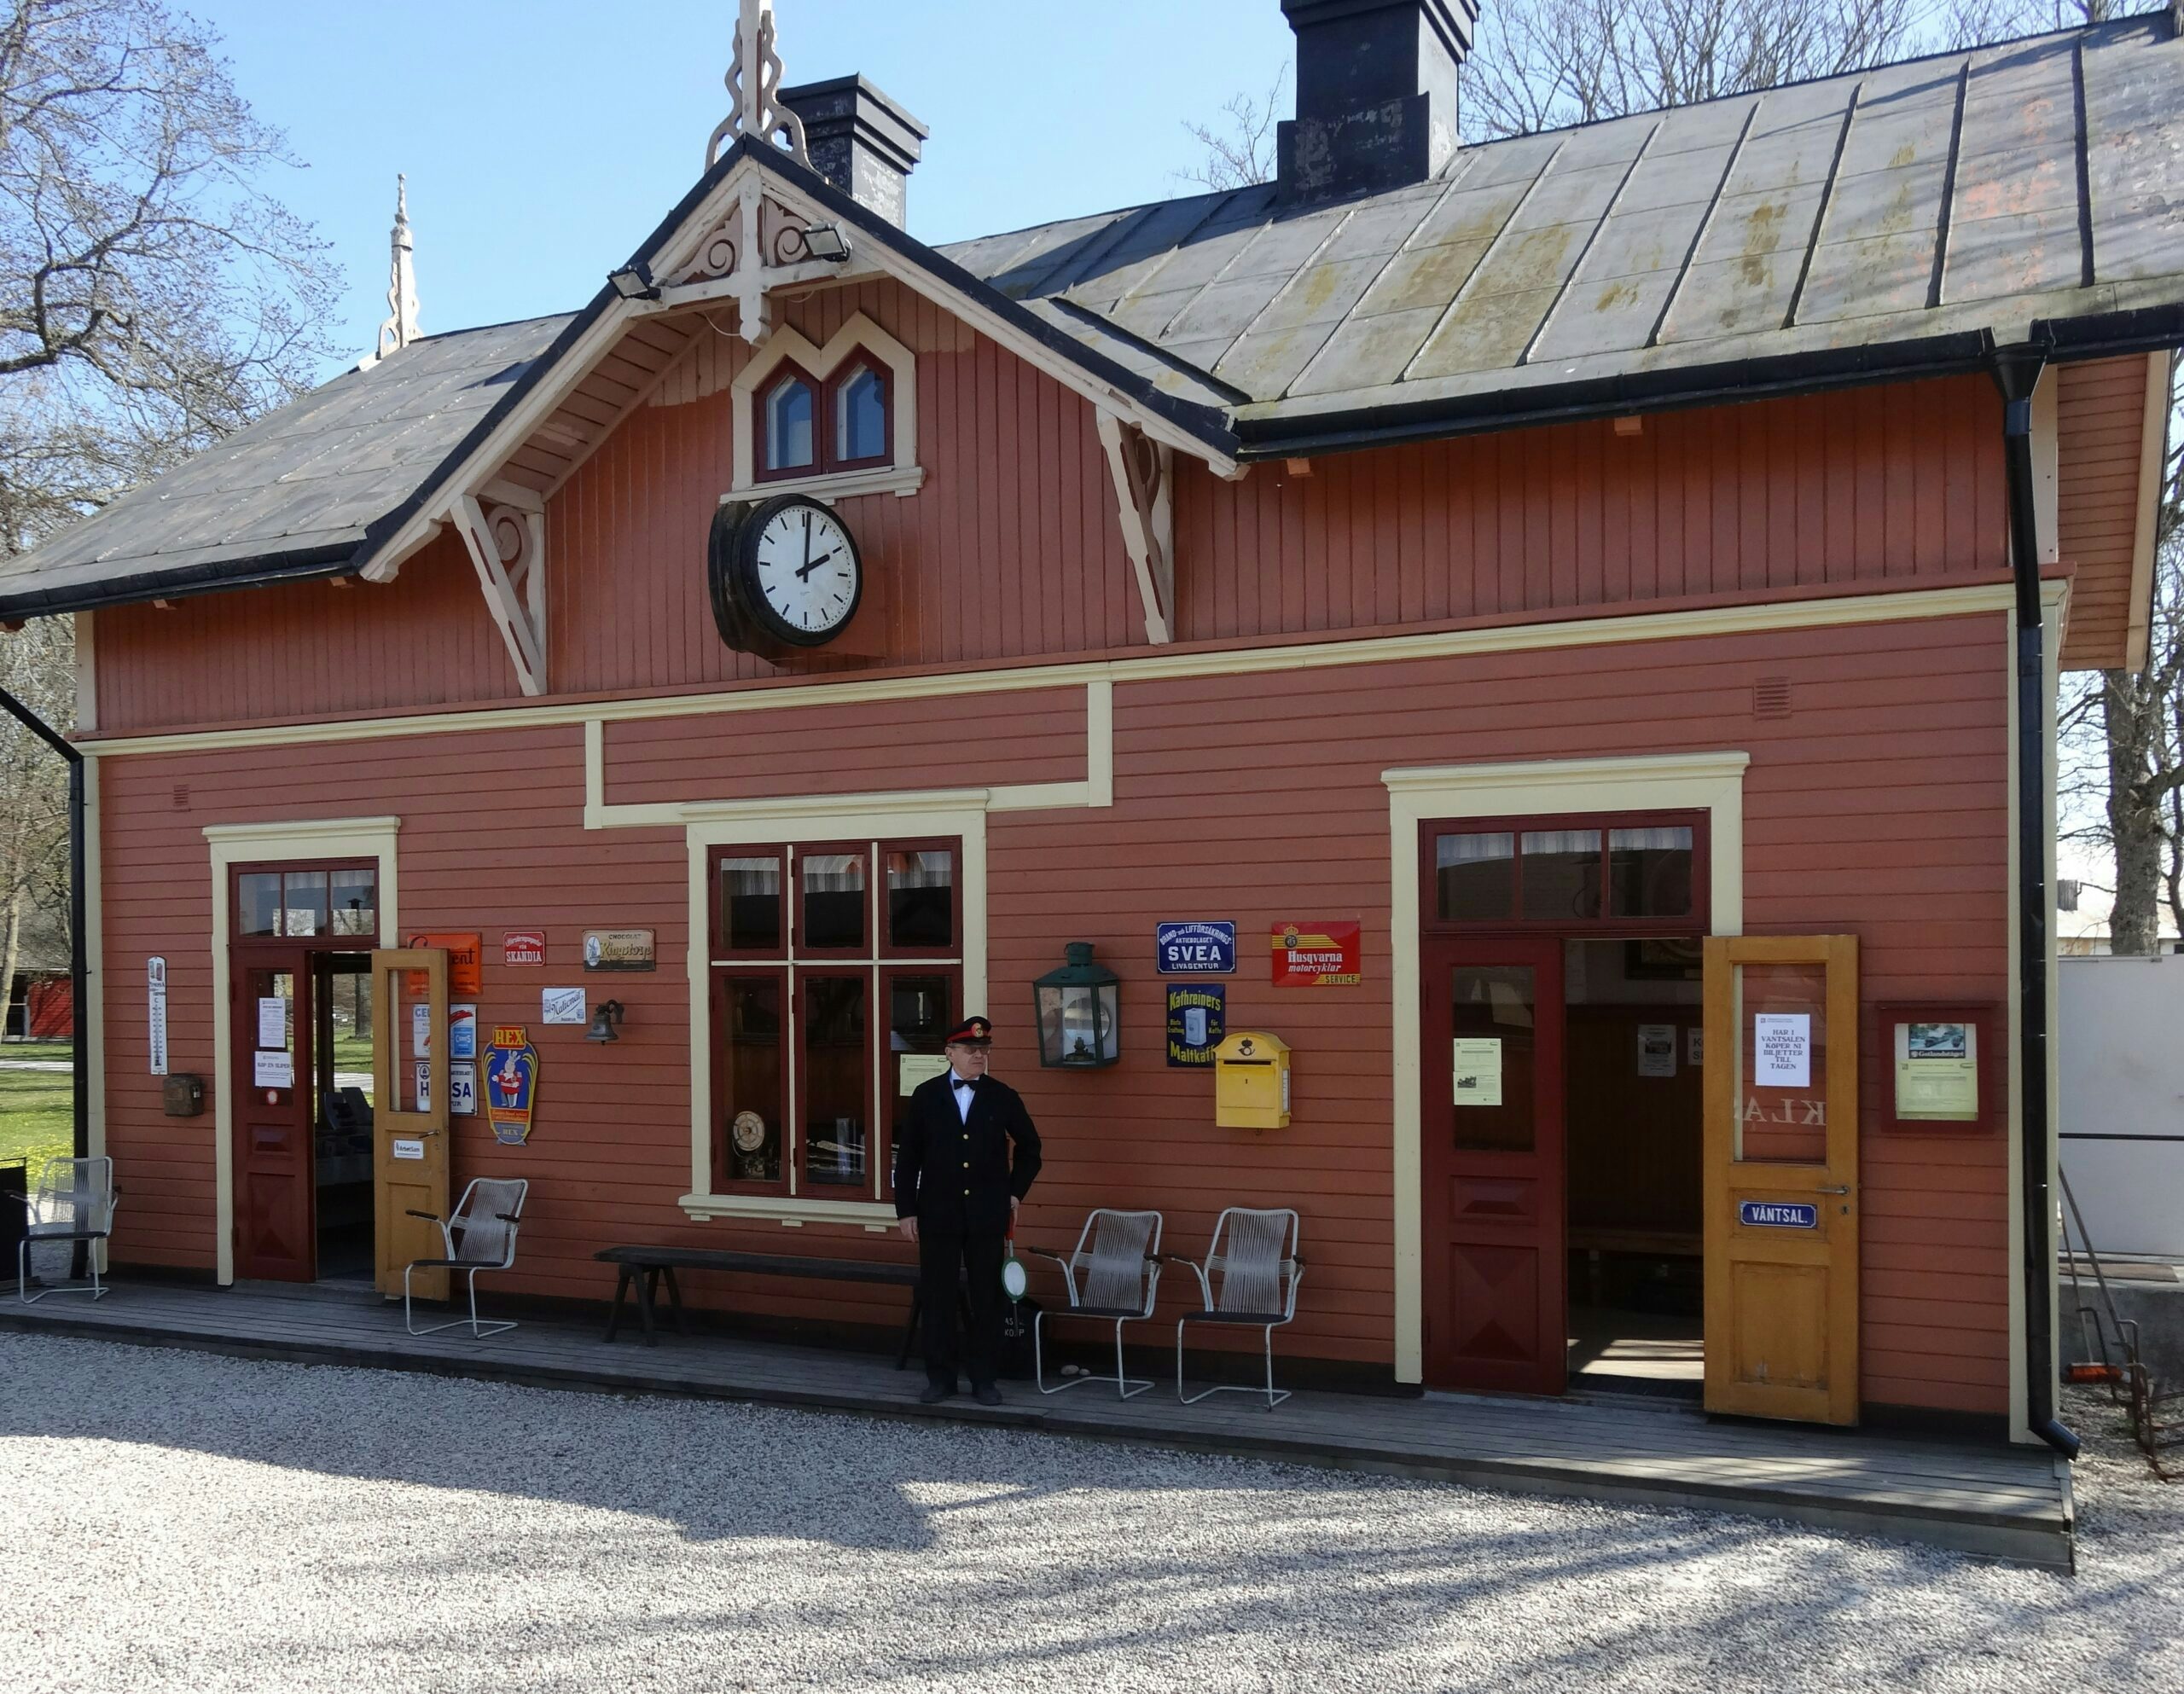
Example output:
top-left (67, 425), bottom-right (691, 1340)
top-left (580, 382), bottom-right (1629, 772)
top-left (729, 311), bottom-right (921, 496)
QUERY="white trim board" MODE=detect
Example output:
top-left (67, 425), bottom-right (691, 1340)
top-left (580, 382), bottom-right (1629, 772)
top-left (1382, 751), bottom-right (1750, 1385)
top-left (202, 816), bottom-right (401, 1285)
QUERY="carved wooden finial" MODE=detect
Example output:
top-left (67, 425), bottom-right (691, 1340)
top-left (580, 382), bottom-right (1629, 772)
top-left (376, 174), bottom-right (421, 360)
top-left (707, 0), bottom-right (810, 170)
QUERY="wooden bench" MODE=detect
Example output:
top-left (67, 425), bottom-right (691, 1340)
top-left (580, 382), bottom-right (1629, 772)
top-left (1566, 1227), bottom-right (1702, 1308)
top-left (593, 1245), bottom-right (962, 1366)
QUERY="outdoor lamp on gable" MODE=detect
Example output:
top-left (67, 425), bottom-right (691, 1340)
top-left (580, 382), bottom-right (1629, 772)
top-left (799, 223), bottom-right (851, 263)
top-left (585, 999), bottom-right (625, 1043)
top-left (1032, 943), bottom-right (1119, 1069)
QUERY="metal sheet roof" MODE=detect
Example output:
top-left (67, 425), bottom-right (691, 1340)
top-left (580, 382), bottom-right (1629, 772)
top-left (942, 15), bottom-right (2184, 428)
top-left (6, 12), bottom-right (2184, 623)
top-left (0, 315), bottom-right (566, 616)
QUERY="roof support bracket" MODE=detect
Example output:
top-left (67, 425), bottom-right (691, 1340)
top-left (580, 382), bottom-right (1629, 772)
top-left (1097, 411), bottom-right (1175, 645)
top-left (451, 494), bottom-right (548, 697)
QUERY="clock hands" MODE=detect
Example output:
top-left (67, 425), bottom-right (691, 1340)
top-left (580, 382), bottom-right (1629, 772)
top-left (795, 548), bottom-right (839, 582)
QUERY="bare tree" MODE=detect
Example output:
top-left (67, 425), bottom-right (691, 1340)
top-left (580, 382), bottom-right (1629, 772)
top-left (1174, 67), bottom-right (1287, 193)
top-left (0, 614), bottom-right (69, 1030)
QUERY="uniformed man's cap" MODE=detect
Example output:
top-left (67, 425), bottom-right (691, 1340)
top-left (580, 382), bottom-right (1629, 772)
top-left (944, 1016), bottom-right (993, 1047)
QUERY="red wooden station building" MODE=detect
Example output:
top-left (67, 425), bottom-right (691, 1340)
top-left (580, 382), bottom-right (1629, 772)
top-left (6, 0), bottom-right (2184, 1446)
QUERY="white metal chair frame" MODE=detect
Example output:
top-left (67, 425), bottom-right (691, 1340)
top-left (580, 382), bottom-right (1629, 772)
top-left (1169, 1207), bottom-right (1304, 1410)
top-left (17, 1157), bottom-right (119, 1305)
top-left (404, 1178), bottom-right (527, 1338)
top-left (1029, 1208), bottom-right (1164, 1399)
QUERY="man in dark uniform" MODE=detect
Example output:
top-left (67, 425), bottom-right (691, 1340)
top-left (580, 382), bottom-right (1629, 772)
top-left (895, 1015), bottom-right (1042, 1405)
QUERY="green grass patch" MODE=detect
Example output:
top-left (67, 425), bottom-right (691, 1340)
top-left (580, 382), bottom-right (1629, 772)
top-left (0, 1060), bottom-right (75, 1175)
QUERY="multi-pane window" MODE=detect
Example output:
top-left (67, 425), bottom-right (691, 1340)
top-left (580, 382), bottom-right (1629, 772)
top-left (1428, 813), bottom-right (1703, 932)
top-left (758, 360), bottom-right (892, 479)
top-left (236, 865), bottom-right (378, 938)
top-left (709, 837), bottom-right (960, 1198)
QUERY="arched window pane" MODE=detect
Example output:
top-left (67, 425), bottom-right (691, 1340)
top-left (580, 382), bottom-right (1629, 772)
top-left (835, 366), bottom-right (887, 462)
top-left (764, 376), bottom-right (815, 471)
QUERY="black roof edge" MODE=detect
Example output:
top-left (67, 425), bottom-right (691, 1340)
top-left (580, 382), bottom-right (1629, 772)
top-left (0, 543), bottom-right (358, 623)
top-left (735, 142), bottom-right (1241, 460)
top-left (1233, 329), bottom-right (2005, 458)
top-left (2032, 300), bottom-right (2184, 362)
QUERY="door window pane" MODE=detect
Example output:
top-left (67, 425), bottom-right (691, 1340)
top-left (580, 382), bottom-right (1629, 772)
top-left (886, 848), bottom-right (954, 951)
top-left (800, 851), bottom-right (866, 951)
top-left (803, 976), bottom-right (868, 1186)
top-left (282, 870), bottom-right (329, 938)
top-left (1735, 962), bottom-right (1829, 1163)
top-left (1519, 830), bottom-right (1602, 921)
top-left (718, 855), bottom-right (783, 954)
top-left (718, 977), bottom-right (784, 1184)
top-left (886, 972), bottom-right (954, 1196)
top-left (329, 869), bottom-right (377, 937)
top-left (835, 366), bottom-right (887, 462)
top-left (1436, 832), bottom-right (1515, 921)
top-left (764, 376), bottom-right (815, 471)
top-left (238, 873), bottom-right (282, 937)
top-left (1449, 965), bottom-right (1536, 1153)
top-left (1609, 827), bottom-right (1693, 919)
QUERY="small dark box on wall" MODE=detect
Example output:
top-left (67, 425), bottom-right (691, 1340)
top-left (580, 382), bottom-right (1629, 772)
top-left (162, 1073), bottom-right (205, 1117)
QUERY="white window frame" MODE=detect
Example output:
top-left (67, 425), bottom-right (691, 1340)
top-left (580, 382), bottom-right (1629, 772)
top-left (729, 310), bottom-right (923, 503)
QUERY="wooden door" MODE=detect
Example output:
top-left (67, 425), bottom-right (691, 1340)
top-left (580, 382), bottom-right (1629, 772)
top-left (233, 950), bottom-right (315, 1281)
top-left (1703, 935), bottom-right (1860, 1424)
top-left (369, 949), bottom-right (449, 1299)
top-left (1421, 936), bottom-right (1567, 1394)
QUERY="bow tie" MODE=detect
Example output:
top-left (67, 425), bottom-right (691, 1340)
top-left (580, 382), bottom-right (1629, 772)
top-left (952, 1076), bottom-right (979, 1091)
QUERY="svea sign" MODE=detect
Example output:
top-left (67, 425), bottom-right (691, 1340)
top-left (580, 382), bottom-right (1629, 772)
top-left (1156, 921), bottom-right (1236, 975)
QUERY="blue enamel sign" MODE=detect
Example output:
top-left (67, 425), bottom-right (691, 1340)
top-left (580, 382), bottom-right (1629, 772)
top-left (1165, 984), bottom-right (1227, 1067)
top-left (1740, 1200), bottom-right (1819, 1230)
top-left (1157, 920), bottom-right (1236, 975)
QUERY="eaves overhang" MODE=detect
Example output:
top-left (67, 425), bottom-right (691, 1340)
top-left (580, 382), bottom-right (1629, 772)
top-left (0, 543), bottom-right (362, 623)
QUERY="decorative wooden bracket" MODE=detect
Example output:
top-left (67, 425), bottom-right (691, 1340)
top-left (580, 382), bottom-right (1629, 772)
top-left (450, 493), bottom-right (547, 697)
top-left (1097, 412), bottom-right (1176, 645)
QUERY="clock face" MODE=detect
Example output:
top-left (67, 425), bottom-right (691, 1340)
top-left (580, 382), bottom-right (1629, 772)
top-left (731, 1110), bottom-right (766, 1153)
top-left (743, 496), bottom-right (860, 647)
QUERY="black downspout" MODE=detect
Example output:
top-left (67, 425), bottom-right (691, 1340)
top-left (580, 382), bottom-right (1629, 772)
top-left (1989, 343), bottom-right (2080, 1460)
top-left (0, 685), bottom-right (88, 1167)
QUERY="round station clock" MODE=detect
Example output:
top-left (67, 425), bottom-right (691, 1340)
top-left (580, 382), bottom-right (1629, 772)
top-left (708, 493), bottom-right (863, 658)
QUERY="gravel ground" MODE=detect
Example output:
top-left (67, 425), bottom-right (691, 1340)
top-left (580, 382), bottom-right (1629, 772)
top-left (2, 1333), bottom-right (2179, 1694)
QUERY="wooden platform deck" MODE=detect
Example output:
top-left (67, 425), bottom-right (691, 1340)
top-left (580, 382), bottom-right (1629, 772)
top-left (0, 1279), bottom-right (2073, 1569)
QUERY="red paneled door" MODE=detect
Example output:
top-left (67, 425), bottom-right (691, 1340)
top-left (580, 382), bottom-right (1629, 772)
top-left (233, 951), bottom-right (316, 1281)
top-left (1420, 936), bottom-right (1567, 1395)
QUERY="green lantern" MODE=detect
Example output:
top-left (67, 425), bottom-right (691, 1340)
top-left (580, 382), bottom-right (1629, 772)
top-left (1033, 942), bottom-right (1120, 1068)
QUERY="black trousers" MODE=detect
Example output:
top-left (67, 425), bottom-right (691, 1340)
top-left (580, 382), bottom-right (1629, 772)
top-left (918, 1226), bottom-right (1002, 1389)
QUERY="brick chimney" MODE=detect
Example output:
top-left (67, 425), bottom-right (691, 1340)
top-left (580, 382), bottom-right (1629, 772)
top-left (778, 75), bottom-right (928, 228)
top-left (1276, 0), bottom-right (1480, 206)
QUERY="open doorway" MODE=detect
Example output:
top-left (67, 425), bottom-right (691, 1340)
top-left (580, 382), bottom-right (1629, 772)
top-left (312, 953), bottom-right (376, 1283)
top-left (1564, 937), bottom-right (1704, 1396)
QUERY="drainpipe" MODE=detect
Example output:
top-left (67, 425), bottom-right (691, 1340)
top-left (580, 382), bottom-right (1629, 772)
top-left (1989, 341), bottom-right (2080, 1460)
top-left (0, 685), bottom-right (88, 1164)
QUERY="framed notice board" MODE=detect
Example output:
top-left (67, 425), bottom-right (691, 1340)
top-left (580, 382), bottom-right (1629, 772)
top-left (1876, 1002), bottom-right (2001, 1134)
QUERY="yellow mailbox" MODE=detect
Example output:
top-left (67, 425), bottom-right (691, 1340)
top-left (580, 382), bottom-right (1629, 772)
top-left (1214, 1030), bottom-right (1292, 1129)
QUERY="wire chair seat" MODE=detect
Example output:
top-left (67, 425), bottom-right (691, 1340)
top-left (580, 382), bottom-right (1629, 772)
top-left (1168, 1208), bottom-right (1304, 1409)
top-left (404, 1177), bottom-right (527, 1339)
top-left (1028, 1208), bottom-right (1163, 1399)
top-left (17, 1157), bottom-right (119, 1304)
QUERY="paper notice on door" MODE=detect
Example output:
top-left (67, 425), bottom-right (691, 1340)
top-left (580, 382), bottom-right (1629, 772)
top-left (1636, 1024), bottom-right (1677, 1078)
top-left (898, 1052), bottom-right (950, 1095)
top-left (256, 997), bottom-right (287, 1050)
top-left (253, 1049), bottom-right (293, 1088)
top-left (1452, 1037), bottom-right (1502, 1106)
top-left (392, 1139), bottom-right (425, 1161)
top-left (1754, 1012), bottom-right (1811, 1088)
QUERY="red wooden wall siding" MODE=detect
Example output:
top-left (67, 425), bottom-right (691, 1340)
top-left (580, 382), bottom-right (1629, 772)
top-left (96, 609), bottom-right (2011, 1412)
top-left (2055, 354), bottom-right (2152, 668)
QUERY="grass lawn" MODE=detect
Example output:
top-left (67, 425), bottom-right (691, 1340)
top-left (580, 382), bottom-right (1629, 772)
top-left (0, 1051), bottom-right (74, 1173)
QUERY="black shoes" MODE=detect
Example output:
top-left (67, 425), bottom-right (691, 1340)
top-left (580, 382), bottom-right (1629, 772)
top-left (919, 1382), bottom-right (956, 1404)
top-left (973, 1384), bottom-right (1004, 1407)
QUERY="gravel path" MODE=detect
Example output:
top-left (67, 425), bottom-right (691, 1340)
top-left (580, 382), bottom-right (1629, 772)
top-left (2, 1332), bottom-right (2178, 1693)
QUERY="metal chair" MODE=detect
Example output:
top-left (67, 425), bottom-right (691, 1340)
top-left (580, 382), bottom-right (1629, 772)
top-left (1029, 1208), bottom-right (1163, 1398)
top-left (404, 1178), bottom-right (527, 1338)
top-left (1171, 1208), bottom-right (1304, 1409)
top-left (17, 1157), bottom-right (119, 1304)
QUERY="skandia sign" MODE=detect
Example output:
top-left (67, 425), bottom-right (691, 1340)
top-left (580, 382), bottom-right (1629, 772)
top-left (1156, 921), bottom-right (1236, 975)
top-left (1740, 1200), bottom-right (1820, 1230)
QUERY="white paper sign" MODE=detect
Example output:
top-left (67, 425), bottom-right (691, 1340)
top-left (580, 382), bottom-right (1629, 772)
top-left (148, 957), bottom-right (168, 1077)
top-left (392, 1138), bottom-right (425, 1162)
top-left (1754, 1013), bottom-right (1812, 1088)
top-left (253, 1049), bottom-right (294, 1088)
top-left (898, 1053), bottom-right (950, 1095)
top-left (1687, 1027), bottom-right (1704, 1066)
top-left (1636, 1024), bottom-right (1677, 1078)
top-left (449, 1061), bottom-right (478, 1117)
top-left (257, 996), bottom-right (288, 1050)
top-left (1452, 1037), bottom-right (1503, 1106)
top-left (412, 1001), bottom-right (432, 1058)
top-left (450, 1005), bottom-right (479, 1059)
top-left (414, 1061), bottom-right (432, 1114)
top-left (542, 987), bottom-right (587, 1025)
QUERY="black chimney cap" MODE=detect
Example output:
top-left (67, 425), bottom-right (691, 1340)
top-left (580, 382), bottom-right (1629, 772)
top-left (780, 74), bottom-right (930, 229)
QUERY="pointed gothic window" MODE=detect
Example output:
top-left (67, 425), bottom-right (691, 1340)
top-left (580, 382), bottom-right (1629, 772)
top-left (834, 364), bottom-right (888, 466)
top-left (761, 372), bottom-right (816, 473)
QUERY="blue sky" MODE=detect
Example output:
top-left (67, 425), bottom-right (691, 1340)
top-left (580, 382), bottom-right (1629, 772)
top-left (194, 1), bottom-right (1294, 376)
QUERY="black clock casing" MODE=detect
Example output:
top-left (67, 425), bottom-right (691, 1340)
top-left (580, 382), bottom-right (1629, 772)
top-left (707, 493), bottom-right (864, 659)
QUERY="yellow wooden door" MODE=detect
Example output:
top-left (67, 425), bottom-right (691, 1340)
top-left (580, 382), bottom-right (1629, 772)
top-left (1703, 935), bottom-right (1860, 1424)
top-left (369, 949), bottom-right (450, 1299)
